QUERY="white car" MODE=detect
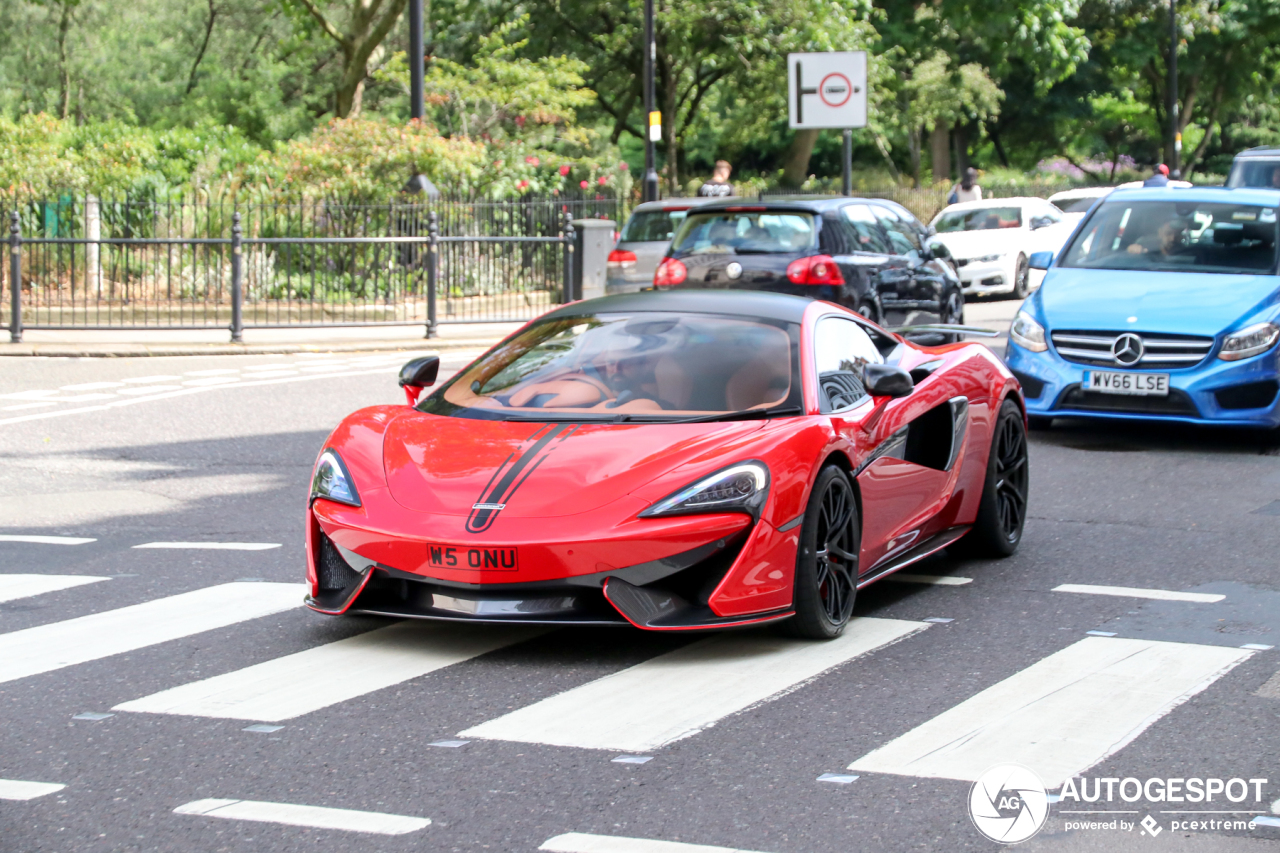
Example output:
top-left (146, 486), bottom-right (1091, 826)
top-left (927, 197), bottom-right (1075, 299)
top-left (1047, 187), bottom-right (1114, 229)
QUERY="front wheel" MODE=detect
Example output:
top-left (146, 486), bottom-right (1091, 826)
top-left (781, 466), bottom-right (860, 639)
top-left (1010, 254), bottom-right (1031, 299)
top-left (951, 398), bottom-right (1029, 558)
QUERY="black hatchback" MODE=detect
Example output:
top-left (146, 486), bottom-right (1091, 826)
top-left (652, 196), bottom-right (964, 332)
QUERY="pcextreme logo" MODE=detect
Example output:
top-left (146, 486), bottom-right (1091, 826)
top-left (969, 764), bottom-right (1050, 844)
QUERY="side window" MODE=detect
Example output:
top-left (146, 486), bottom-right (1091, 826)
top-left (818, 213), bottom-right (853, 255)
top-left (872, 204), bottom-right (923, 255)
top-left (814, 316), bottom-right (885, 412)
top-left (842, 204), bottom-right (893, 254)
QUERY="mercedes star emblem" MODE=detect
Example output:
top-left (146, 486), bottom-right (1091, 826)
top-left (1112, 332), bottom-right (1144, 366)
top-left (725, 262), bottom-right (743, 280)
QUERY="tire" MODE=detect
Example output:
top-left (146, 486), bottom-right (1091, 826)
top-left (780, 466), bottom-right (860, 639)
top-left (1010, 254), bottom-right (1031, 299)
top-left (857, 297), bottom-right (882, 325)
top-left (942, 289), bottom-right (965, 325)
top-left (951, 398), bottom-right (1029, 558)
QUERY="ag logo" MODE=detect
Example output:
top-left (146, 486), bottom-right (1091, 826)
top-left (969, 764), bottom-right (1049, 844)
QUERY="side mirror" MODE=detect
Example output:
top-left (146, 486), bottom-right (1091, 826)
top-left (398, 355), bottom-right (440, 406)
top-left (864, 363), bottom-right (914, 399)
top-left (926, 240), bottom-right (951, 261)
top-left (1028, 251), bottom-right (1054, 270)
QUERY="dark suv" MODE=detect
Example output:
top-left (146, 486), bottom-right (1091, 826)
top-left (1227, 147), bottom-right (1280, 189)
top-left (651, 196), bottom-right (963, 331)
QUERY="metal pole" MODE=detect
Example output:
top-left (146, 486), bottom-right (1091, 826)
top-left (230, 211), bottom-right (243, 343)
top-left (642, 0), bottom-right (660, 202)
top-left (1169, 0), bottom-right (1180, 176)
top-left (842, 130), bottom-right (853, 196)
top-left (563, 214), bottom-right (576, 302)
top-left (409, 0), bottom-right (425, 121)
top-left (425, 210), bottom-right (438, 338)
top-left (9, 211), bottom-right (21, 344)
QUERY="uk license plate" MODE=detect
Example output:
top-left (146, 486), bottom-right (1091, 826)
top-left (425, 543), bottom-right (519, 572)
top-left (1085, 370), bottom-right (1169, 396)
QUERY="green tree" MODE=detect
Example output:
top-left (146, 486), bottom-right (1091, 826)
top-left (283, 0), bottom-right (409, 118)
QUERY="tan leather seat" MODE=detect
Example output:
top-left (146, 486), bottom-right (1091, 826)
top-left (725, 339), bottom-right (790, 410)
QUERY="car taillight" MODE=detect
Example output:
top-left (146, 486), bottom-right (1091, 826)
top-left (654, 257), bottom-right (687, 286)
top-left (607, 249), bottom-right (637, 270)
top-left (785, 254), bottom-right (846, 285)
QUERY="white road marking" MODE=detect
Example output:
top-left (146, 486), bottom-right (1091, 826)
top-left (237, 371), bottom-right (296, 379)
top-left (1053, 583), bottom-right (1225, 603)
top-left (116, 622), bottom-right (543, 721)
top-left (1, 390), bottom-right (62, 400)
top-left (0, 574), bottom-right (109, 603)
top-left (116, 385), bottom-right (184, 396)
top-left (54, 393), bottom-right (118, 402)
top-left (2, 402), bottom-right (58, 411)
top-left (60, 381), bottom-right (124, 391)
top-left (540, 833), bottom-right (772, 853)
top-left (174, 798), bottom-right (430, 835)
top-left (0, 535), bottom-right (96, 545)
top-left (846, 636), bottom-right (1251, 787)
top-left (121, 375), bottom-right (182, 383)
top-left (0, 582), bottom-right (303, 685)
top-left (890, 574), bottom-right (973, 586)
top-left (0, 779), bottom-right (66, 801)
top-left (183, 376), bottom-right (241, 386)
top-left (461, 617), bottom-right (926, 752)
top-left (185, 369), bottom-right (241, 376)
top-left (0, 366), bottom-right (408, 427)
top-left (132, 541), bottom-right (282, 551)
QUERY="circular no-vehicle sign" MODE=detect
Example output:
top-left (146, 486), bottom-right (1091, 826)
top-left (819, 73), bottom-right (853, 108)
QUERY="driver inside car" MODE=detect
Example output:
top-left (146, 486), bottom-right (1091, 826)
top-left (1126, 219), bottom-right (1190, 257)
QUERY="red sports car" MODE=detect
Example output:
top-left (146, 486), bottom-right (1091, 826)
top-left (306, 290), bottom-right (1027, 639)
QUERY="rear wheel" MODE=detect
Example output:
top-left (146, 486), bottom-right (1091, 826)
top-left (781, 466), bottom-right (860, 639)
top-left (951, 398), bottom-right (1029, 558)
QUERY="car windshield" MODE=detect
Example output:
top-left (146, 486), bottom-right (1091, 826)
top-left (933, 207), bottom-right (1024, 232)
top-left (1058, 199), bottom-right (1279, 274)
top-left (420, 311), bottom-right (801, 421)
top-left (620, 209), bottom-right (690, 243)
top-left (1227, 160), bottom-right (1280, 190)
top-left (1054, 195), bottom-right (1106, 213)
top-left (669, 211), bottom-right (817, 256)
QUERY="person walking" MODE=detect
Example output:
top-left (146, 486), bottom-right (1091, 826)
top-left (697, 160), bottom-right (736, 197)
top-left (1143, 164), bottom-right (1171, 187)
top-left (949, 167), bottom-right (982, 204)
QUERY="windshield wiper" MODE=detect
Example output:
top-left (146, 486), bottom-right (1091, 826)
top-left (668, 405), bottom-right (804, 424)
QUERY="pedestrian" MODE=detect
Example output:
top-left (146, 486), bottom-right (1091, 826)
top-left (697, 160), bottom-right (736, 197)
top-left (1143, 164), bottom-right (1170, 187)
top-left (949, 167), bottom-right (982, 204)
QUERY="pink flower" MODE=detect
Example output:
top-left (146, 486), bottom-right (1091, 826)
top-left (597, 176), bottom-right (607, 185)
top-left (559, 164), bottom-right (571, 177)
top-left (525, 156), bottom-right (540, 166)
top-left (552, 188), bottom-right (559, 195)
top-left (618, 161), bottom-right (629, 171)
top-left (580, 180), bottom-right (589, 189)
top-left (515, 115), bottom-right (527, 128)
top-left (517, 179), bottom-right (529, 190)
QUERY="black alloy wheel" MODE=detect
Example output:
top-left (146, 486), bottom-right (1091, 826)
top-left (782, 465), bottom-right (860, 639)
top-left (942, 289), bottom-right (965, 325)
top-left (951, 398), bottom-right (1029, 558)
top-left (1011, 254), bottom-right (1031, 299)
top-left (856, 297), bottom-right (882, 325)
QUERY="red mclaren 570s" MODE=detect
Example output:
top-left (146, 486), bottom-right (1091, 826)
top-left (306, 290), bottom-right (1028, 639)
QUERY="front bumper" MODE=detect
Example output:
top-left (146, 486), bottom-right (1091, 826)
top-left (1006, 338), bottom-right (1280, 427)
top-left (956, 259), bottom-right (1012, 294)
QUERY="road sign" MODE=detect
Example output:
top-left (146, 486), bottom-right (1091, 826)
top-left (788, 52), bottom-right (867, 130)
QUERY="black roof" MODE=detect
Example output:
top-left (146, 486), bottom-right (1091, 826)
top-left (541, 289), bottom-right (813, 323)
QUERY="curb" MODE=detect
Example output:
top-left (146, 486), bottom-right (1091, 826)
top-left (0, 338), bottom-right (500, 358)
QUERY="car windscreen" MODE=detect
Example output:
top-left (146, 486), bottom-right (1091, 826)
top-left (933, 207), bottom-right (1024, 232)
top-left (1058, 199), bottom-right (1279, 275)
top-left (1227, 160), bottom-right (1280, 189)
top-left (620, 209), bottom-right (690, 242)
top-left (1054, 196), bottom-right (1105, 213)
top-left (669, 211), bottom-right (817, 256)
top-left (419, 311), bottom-right (801, 421)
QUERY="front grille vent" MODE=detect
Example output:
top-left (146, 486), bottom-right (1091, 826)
top-left (1050, 330), bottom-right (1214, 368)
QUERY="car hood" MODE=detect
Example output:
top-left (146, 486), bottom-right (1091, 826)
top-left (928, 230), bottom-right (1021, 259)
top-left (1038, 268), bottom-right (1280, 335)
top-left (382, 412), bottom-right (767, 518)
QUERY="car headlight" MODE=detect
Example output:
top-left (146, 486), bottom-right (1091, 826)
top-left (1010, 311), bottom-right (1048, 352)
top-left (1219, 322), bottom-right (1280, 361)
top-left (970, 253), bottom-right (1004, 263)
top-left (311, 449), bottom-right (361, 507)
top-left (639, 462), bottom-right (769, 520)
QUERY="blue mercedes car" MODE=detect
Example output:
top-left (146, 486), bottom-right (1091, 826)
top-left (1005, 187), bottom-right (1280, 428)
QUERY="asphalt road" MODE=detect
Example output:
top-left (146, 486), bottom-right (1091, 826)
top-left (2, 343), bottom-right (1279, 853)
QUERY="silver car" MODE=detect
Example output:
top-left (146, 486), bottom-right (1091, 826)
top-left (606, 197), bottom-right (723, 294)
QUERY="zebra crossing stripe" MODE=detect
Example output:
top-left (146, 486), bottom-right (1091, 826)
top-left (847, 636), bottom-right (1251, 788)
top-left (115, 622), bottom-right (545, 721)
top-left (540, 833), bottom-right (774, 853)
top-left (174, 798), bottom-right (430, 835)
top-left (0, 574), bottom-right (109, 603)
top-left (0, 583), bottom-right (304, 685)
top-left (460, 617), bottom-right (926, 753)
top-left (0, 779), bottom-right (66, 801)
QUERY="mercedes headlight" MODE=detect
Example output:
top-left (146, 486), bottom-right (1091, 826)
top-left (311, 449), bottom-right (361, 507)
top-left (639, 462), bottom-right (769, 520)
top-left (1219, 322), bottom-right (1280, 361)
top-left (1010, 311), bottom-right (1048, 353)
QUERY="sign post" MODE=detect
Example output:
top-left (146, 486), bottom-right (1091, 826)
top-left (787, 51), bottom-right (868, 195)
